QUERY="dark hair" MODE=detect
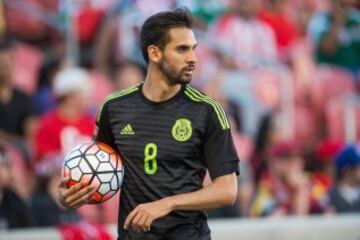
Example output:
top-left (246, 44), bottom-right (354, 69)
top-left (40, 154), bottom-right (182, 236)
top-left (37, 56), bottom-right (61, 88)
top-left (140, 8), bottom-right (193, 63)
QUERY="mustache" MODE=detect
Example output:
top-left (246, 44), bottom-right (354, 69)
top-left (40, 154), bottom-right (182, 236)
top-left (183, 65), bottom-right (196, 71)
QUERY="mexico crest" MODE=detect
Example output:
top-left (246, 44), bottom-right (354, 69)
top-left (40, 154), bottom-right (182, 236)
top-left (172, 118), bottom-right (192, 142)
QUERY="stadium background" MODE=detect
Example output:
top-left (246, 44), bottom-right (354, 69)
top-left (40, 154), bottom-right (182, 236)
top-left (0, 0), bottom-right (359, 239)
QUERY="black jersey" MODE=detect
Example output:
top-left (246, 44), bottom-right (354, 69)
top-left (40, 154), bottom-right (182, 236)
top-left (95, 83), bottom-right (239, 239)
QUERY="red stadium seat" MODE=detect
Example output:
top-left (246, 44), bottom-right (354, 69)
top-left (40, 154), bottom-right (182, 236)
top-left (294, 104), bottom-right (318, 146)
top-left (88, 70), bottom-right (114, 110)
top-left (252, 68), bottom-right (282, 110)
top-left (326, 95), bottom-right (360, 142)
top-left (310, 66), bottom-right (355, 114)
top-left (11, 43), bottom-right (43, 95)
top-left (4, 0), bottom-right (57, 41)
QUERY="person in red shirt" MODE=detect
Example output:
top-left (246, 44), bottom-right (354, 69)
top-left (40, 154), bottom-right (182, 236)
top-left (309, 140), bottom-right (343, 214)
top-left (250, 140), bottom-right (310, 217)
top-left (33, 67), bottom-right (94, 166)
top-left (32, 67), bottom-right (101, 223)
top-left (259, 0), bottom-right (298, 61)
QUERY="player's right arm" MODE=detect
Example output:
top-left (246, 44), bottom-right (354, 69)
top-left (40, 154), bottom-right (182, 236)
top-left (58, 101), bottom-right (114, 209)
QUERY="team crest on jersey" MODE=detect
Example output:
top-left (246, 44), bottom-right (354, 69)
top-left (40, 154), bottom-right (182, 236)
top-left (172, 118), bottom-right (192, 142)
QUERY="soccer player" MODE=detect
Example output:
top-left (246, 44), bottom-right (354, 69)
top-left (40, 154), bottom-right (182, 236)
top-left (59, 8), bottom-right (239, 240)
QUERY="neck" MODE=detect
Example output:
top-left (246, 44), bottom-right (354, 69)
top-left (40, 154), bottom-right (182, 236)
top-left (57, 102), bottom-right (83, 122)
top-left (142, 65), bottom-right (181, 102)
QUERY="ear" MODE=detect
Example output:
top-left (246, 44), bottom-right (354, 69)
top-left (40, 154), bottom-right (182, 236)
top-left (147, 45), bottom-right (162, 63)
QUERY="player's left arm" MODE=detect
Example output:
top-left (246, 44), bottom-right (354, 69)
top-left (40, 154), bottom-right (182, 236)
top-left (124, 172), bottom-right (237, 232)
top-left (125, 106), bottom-right (239, 233)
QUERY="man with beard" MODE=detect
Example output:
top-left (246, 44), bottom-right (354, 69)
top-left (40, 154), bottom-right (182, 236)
top-left (59, 8), bottom-right (239, 240)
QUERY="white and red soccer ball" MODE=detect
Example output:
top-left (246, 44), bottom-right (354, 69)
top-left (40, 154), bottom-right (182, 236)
top-left (62, 142), bottom-right (124, 203)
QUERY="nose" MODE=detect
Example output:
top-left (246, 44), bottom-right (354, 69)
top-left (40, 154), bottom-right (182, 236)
top-left (187, 50), bottom-right (198, 64)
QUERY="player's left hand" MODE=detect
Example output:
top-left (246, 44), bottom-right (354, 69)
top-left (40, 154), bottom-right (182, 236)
top-left (124, 198), bottom-right (173, 233)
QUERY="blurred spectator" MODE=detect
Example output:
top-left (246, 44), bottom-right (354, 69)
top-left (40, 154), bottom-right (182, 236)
top-left (250, 112), bottom-right (278, 184)
top-left (0, 39), bottom-right (35, 155)
top-left (206, 0), bottom-right (281, 135)
top-left (309, 140), bottom-right (343, 213)
top-left (176, 0), bottom-right (227, 30)
top-left (76, 1), bottom-right (105, 47)
top-left (114, 60), bottom-right (146, 90)
top-left (259, 0), bottom-right (298, 62)
top-left (33, 67), bottom-right (94, 164)
top-left (308, 0), bottom-right (360, 77)
top-left (75, 0), bottom-right (106, 68)
top-left (250, 140), bottom-right (310, 217)
top-left (1, 142), bottom-right (37, 201)
top-left (209, 0), bottom-right (278, 69)
top-left (0, 145), bottom-right (34, 230)
top-left (31, 157), bottom-right (80, 227)
top-left (32, 67), bottom-right (107, 223)
top-left (231, 113), bottom-right (254, 217)
top-left (94, 0), bottom-right (175, 76)
top-left (328, 144), bottom-right (360, 213)
top-left (33, 56), bottom-right (62, 116)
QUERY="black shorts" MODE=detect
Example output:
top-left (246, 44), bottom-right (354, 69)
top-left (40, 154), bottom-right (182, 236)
top-left (118, 221), bottom-right (211, 240)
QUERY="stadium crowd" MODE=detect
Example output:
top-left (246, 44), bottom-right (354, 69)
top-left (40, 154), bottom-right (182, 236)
top-left (0, 0), bottom-right (359, 238)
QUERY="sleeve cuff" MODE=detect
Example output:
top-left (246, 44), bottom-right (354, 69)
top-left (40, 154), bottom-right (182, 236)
top-left (208, 160), bottom-right (240, 180)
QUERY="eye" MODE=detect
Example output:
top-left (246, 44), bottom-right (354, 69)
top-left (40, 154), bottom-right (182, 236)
top-left (176, 46), bottom-right (188, 52)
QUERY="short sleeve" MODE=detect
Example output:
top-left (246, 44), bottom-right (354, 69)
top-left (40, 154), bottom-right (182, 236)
top-left (203, 107), bottom-right (240, 180)
top-left (94, 102), bottom-right (116, 149)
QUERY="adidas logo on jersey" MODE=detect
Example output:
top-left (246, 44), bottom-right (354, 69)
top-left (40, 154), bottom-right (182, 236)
top-left (120, 124), bottom-right (135, 135)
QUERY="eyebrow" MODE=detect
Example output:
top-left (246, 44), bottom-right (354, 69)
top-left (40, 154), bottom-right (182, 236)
top-left (176, 43), bottom-right (198, 50)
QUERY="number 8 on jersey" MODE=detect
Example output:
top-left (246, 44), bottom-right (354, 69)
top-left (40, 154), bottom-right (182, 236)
top-left (144, 143), bottom-right (158, 175)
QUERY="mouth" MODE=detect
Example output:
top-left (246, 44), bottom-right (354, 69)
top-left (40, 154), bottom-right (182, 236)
top-left (183, 65), bottom-right (195, 75)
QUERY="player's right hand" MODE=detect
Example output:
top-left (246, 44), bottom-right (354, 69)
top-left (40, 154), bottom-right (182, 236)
top-left (58, 177), bottom-right (95, 209)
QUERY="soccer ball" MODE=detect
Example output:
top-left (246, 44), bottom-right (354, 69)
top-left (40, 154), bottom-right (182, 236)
top-left (62, 142), bottom-right (124, 203)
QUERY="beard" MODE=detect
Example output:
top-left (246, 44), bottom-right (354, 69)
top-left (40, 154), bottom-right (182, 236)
top-left (158, 57), bottom-right (193, 85)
